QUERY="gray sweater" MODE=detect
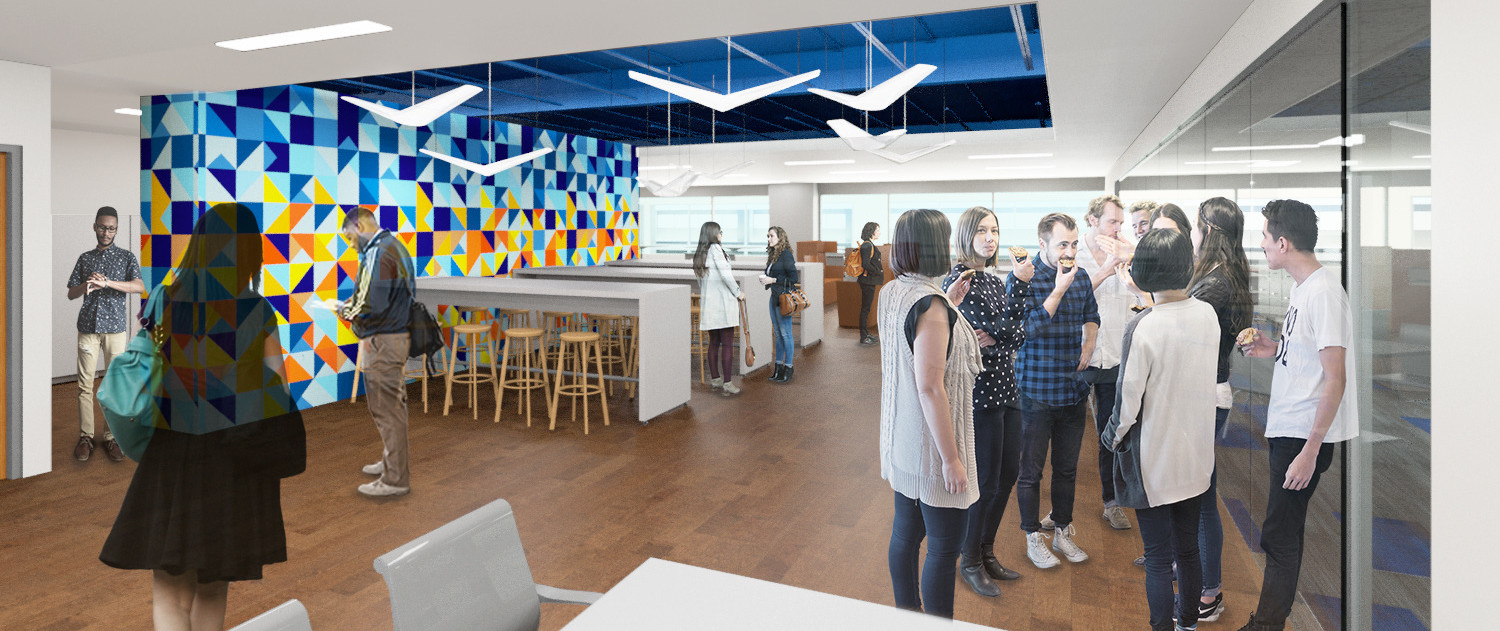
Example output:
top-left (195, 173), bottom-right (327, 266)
top-left (878, 275), bottom-right (983, 509)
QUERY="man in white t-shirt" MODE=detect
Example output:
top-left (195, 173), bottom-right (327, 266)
top-left (1236, 199), bottom-right (1358, 631)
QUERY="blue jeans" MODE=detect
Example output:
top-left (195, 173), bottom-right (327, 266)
top-left (889, 492), bottom-right (967, 618)
top-left (1016, 395), bottom-right (1088, 532)
top-left (1088, 367), bottom-right (1120, 505)
top-left (961, 405), bottom-right (1023, 564)
top-left (1138, 493), bottom-right (1204, 631)
top-left (769, 297), bottom-right (795, 366)
top-left (1199, 405), bottom-right (1230, 599)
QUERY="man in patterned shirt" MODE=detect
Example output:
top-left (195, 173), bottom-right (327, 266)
top-left (66, 206), bottom-right (143, 462)
top-left (1014, 212), bottom-right (1100, 569)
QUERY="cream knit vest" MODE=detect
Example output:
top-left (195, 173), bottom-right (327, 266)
top-left (878, 275), bottom-right (982, 509)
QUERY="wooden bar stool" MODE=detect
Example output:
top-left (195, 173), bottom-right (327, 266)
top-left (497, 307), bottom-right (533, 330)
top-left (494, 326), bottom-right (549, 426)
top-left (540, 310), bottom-right (580, 365)
top-left (586, 314), bottom-right (629, 396)
top-left (620, 315), bottom-right (639, 400)
top-left (689, 306), bottom-right (708, 385)
top-left (349, 331), bottom-right (451, 413)
top-left (550, 330), bottom-right (610, 435)
top-left (444, 314), bottom-right (497, 420)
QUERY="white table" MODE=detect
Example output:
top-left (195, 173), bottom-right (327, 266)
top-left (511, 266), bottom-right (780, 374)
top-left (606, 260), bottom-right (825, 350)
top-left (562, 558), bottom-right (1001, 630)
top-left (414, 277), bottom-right (690, 423)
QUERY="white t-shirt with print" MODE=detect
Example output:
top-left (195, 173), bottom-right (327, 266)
top-left (1076, 232), bottom-right (1138, 369)
top-left (1265, 267), bottom-right (1359, 443)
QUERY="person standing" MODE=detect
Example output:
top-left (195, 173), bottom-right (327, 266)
top-left (1015, 212), bottom-right (1100, 569)
top-left (1102, 229), bottom-right (1220, 631)
top-left (1181, 197), bottom-right (1254, 622)
top-left (100, 203), bottom-right (302, 631)
top-left (341, 208), bottom-right (417, 497)
top-left (760, 226), bottom-right (800, 383)
top-left (1235, 199), bottom-right (1358, 631)
top-left (1052, 194), bottom-right (1137, 532)
top-left (693, 222), bottom-right (746, 396)
top-left (66, 206), bottom-right (144, 462)
top-left (943, 207), bottom-right (1033, 597)
top-left (857, 221), bottom-right (884, 345)
top-left (879, 208), bottom-right (981, 619)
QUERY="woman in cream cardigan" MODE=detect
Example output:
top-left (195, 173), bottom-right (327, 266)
top-left (693, 222), bottom-right (745, 396)
top-left (879, 208), bottom-right (983, 619)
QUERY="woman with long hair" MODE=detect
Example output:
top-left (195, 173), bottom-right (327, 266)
top-left (1150, 203), bottom-right (1193, 237)
top-left (941, 207), bottom-right (1034, 596)
top-left (693, 221), bottom-right (746, 396)
top-left (760, 225), bottom-right (800, 383)
top-left (857, 221), bottom-right (884, 345)
top-left (1182, 196), bottom-right (1253, 622)
top-left (879, 208), bottom-right (981, 618)
top-left (100, 203), bottom-right (303, 631)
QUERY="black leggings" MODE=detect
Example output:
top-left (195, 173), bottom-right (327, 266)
top-left (707, 327), bottom-right (735, 380)
top-left (859, 282), bottom-right (876, 337)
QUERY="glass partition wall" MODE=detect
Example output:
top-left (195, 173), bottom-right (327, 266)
top-left (1118, 2), bottom-right (1430, 629)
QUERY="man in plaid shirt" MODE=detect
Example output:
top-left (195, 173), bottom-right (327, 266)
top-left (1010, 212), bottom-right (1100, 569)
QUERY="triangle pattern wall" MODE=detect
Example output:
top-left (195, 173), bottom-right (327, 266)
top-left (140, 86), bottom-right (640, 409)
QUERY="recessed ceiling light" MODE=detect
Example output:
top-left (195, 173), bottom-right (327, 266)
top-left (1317, 134), bottom-right (1366, 147)
top-left (984, 165), bottom-right (1054, 171)
top-left (784, 159), bottom-right (855, 166)
top-left (1413, 154), bottom-right (1431, 159)
top-left (216, 20), bottom-right (391, 52)
top-left (114, 108), bottom-right (142, 116)
top-left (1211, 144), bottom-right (1322, 152)
top-left (639, 164), bottom-right (690, 171)
top-left (968, 153), bottom-right (1053, 160)
top-left (829, 169), bottom-right (888, 175)
top-left (721, 173), bottom-right (750, 177)
top-left (1184, 159), bottom-right (1300, 167)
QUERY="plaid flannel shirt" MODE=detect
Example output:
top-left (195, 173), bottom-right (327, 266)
top-left (1013, 255), bottom-right (1100, 406)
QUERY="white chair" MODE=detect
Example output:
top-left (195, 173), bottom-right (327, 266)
top-left (229, 599), bottom-right (312, 631)
top-left (372, 498), bottom-right (602, 631)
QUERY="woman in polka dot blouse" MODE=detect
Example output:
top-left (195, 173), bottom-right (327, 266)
top-left (942, 206), bottom-right (1035, 598)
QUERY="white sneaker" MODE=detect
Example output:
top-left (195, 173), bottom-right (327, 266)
top-left (709, 377), bottom-right (724, 390)
top-left (1051, 524), bottom-right (1089, 563)
top-left (1103, 505), bottom-right (1132, 530)
top-left (721, 382), bottom-right (741, 396)
top-left (1026, 532), bottom-right (1060, 569)
top-left (362, 461), bottom-right (384, 476)
top-left (358, 480), bottom-right (410, 497)
top-left (1040, 512), bottom-right (1056, 530)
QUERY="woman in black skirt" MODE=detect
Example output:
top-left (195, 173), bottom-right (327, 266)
top-left (100, 203), bottom-right (303, 630)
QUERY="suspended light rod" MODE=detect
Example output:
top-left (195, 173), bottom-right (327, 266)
top-left (850, 22), bottom-right (906, 71)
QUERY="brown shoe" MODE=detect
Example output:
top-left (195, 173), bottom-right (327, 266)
top-left (102, 438), bottom-right (125, 462)
top-left (74, 435), bottom-right (95, 462)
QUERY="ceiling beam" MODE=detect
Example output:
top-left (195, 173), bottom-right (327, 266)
top-left (717, 37), bottom-right (793, 78)
top-left (850, 21), bottom-right (907, 71)
top-left (417, 69), bottom-right (563, 108)
top-left (598, 50), bottom-right (715, 92)
top-left (497, 60), bottom-right (639, 102)
top-left (1011, 5), bottom-right (1035, 71)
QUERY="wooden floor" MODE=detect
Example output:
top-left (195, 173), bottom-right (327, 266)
top-left (0, 306), bottom-right (1272, 630)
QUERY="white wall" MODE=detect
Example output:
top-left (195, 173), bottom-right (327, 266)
top-left (1433, 0), bottom-right (1498, 624)
top-left (767, 183), bottom-right (817, 243)
top-left (0, 60), bottom-right (54, 478)
top-left (51, 129), bottom-right (140, 381)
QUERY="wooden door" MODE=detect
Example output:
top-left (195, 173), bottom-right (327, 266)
top-left (0, 152), bottom-right (8, 479)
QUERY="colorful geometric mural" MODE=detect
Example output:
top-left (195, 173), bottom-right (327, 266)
top-left (140, 84), bottom-right (639, 409)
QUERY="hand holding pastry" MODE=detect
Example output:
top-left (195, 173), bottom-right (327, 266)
top-left (947, 269), bottom-right (975, 305)
top-left (1009, 246), bottom-right (1035, 282)
top-left (1237, 327), bottom-right (1276, 358)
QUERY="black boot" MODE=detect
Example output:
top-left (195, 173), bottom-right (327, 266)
top-left (981, 544), bottom-right (1022, 580)
top-left (767, 364), bottom-right (784, 382)
top-left (777, 366), bottom-right (794, 383)
top-left (959, 564), bottom-right (1001, 597)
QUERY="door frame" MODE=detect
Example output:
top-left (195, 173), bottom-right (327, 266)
top-left (2, 144), bottom-right (21, 480)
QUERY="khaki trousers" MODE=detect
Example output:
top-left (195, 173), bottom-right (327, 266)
top-left (364, 332), bottom-right (411, 487)
top-left (77, 331), bottom-right (129, 437)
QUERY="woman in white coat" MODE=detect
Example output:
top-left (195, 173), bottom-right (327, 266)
top-left (693, 222), bottom-right (746, 396)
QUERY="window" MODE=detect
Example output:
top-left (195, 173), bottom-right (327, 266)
top-left (820, 194), bottom-right (888, 248)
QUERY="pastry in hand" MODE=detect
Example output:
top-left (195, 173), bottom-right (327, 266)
top-left (1236, 327), bottom-right (1258, 347)
top-left (958, 268), bottom-right (977, 282)
top-left (1009, 246), bottom-right (1029, 261)
top-left (1058, 256), bottom-right (1075, 271)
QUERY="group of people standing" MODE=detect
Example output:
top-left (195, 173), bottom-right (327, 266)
top-left (691, 223), bottom-right (803, 394)
top-left (877, 195), bottom-right (1357, 631)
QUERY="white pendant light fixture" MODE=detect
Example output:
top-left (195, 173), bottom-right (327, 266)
top-left (866, 139), bottom-right (957, 164)
top-left (628, 69), bottom-right (820, 113)
top-left (419, 147), bottom-right (553, 177)
top-left (807, 63), bottom-right (935, 111)
top-left (642, 161), bottom-right (754, 197)
top-left (826, 119), bottom-right (907, 151)
top-left (340, 84), bottom-right (483, 127)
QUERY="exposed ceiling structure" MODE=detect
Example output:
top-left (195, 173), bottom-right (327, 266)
top-left (299, 6), bottom-right (1048, 147)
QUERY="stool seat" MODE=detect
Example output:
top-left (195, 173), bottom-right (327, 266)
top-left (560, 331), bottom-right (601, 343)
top-left (504, 327), bottom-right (543, 338)
top-left (453, 322), bottom-right (491, 335)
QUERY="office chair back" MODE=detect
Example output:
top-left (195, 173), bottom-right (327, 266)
top-left (229, 599), bottom-right (312, 631)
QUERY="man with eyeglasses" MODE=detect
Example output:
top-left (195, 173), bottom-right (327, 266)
top-left (66, 206), bottom-right (143, 462)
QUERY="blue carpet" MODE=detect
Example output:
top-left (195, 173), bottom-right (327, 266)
top-left (1401, 416), bottom-right (1430, 433)
top-left (1223, 497), bottom-right (1261, 553)
top-left (1334, 512), bottom-right (1431, 577)
top-left (1307, 594), bottom-right (1428, 631)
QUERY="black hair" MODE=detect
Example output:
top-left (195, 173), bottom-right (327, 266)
top-left (1037, 212), bottom-right (1076, 241)
top-left (1131, 229), bottom-right (1194, 293)
top-left (95, 206), bottom-right (118, 221)
top-left (890, 208), bottom-right (952, 278)
top-left (860, 221), bottom-right (880, 242)
top-left (1262, 199), bottom-right (1318, 252)
top-left (1150, 203), bottom-right (1192, 235)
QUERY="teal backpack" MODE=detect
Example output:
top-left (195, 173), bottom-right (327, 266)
top-left (96, 284), bottom-right (169, 462)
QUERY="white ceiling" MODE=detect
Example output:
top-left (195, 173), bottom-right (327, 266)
top-left (7, 0), bottom-right (1268, 184)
